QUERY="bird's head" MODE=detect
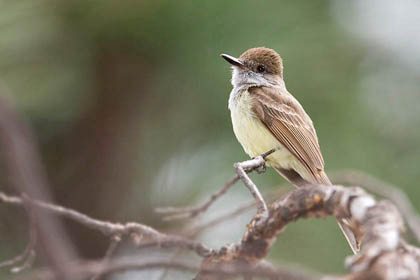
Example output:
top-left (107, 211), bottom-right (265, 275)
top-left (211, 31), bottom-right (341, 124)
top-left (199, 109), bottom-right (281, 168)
top-left (221, 47), bottom-right (284, 88)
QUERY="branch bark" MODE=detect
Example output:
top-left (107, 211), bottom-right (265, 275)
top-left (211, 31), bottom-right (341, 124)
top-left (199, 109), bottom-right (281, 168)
top-left (195, 183), bottom-right (419, 280)
top-left (2, 183), bottom-right (419, 280)
top-left (0, 191), bottom-right (214, 259)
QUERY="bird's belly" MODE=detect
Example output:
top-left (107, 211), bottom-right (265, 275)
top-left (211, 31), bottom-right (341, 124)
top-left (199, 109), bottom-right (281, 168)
top-left (230, 95), bottom-right (295, 169)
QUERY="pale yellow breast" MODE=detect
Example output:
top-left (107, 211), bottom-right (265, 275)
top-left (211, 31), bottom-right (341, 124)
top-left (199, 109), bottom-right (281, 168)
top-left (229, 89), bottom-right (296, 170)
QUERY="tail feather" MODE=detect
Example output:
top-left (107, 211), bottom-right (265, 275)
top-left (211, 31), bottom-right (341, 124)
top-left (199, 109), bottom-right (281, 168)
top-left (275, 167), bottom-right (309, 187)
top-left (320, 171), bottom-right (360, 254)
top-left (275, 167), bottom-right (360, 254)
top-left (337, 218), bottom-right (360, 254)
top-left (318, 170), bottom-right (332, 185)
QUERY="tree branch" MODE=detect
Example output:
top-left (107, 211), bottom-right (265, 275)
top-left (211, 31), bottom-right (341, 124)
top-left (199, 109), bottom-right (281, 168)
top-left (155, 175), bottom-right (239, 221)
top-left (0, 220), bottom-right (36, 273)
top-left (156, 149), bottom-right (276, 220)
top-left (3, 180), bottom-right (419, 280)
top-left (0, 191), bottom-right (214, 258)
top-left (195, 180), bottom-right (419, 280)
top-left (90, 235), bottom-right (122, 280)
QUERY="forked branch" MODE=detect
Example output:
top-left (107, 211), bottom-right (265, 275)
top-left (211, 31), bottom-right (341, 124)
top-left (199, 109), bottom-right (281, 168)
top-left (195, 184), bottom-right (419, 280)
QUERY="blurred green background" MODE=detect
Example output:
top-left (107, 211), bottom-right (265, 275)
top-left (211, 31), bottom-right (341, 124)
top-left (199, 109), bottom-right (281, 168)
top-left (1, 0), bottom-right (420, 278)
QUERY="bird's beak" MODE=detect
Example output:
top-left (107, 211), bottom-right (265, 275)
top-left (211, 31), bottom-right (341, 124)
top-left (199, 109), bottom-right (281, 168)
top-left (220, 54), bottom-right (246, 69)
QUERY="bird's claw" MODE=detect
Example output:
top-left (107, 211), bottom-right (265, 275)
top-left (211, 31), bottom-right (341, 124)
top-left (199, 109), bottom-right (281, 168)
top-left (255, 162), bottom-right (267, 174)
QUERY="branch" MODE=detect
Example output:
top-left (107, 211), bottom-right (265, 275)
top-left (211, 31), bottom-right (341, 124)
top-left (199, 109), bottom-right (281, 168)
top-left (90, 235), bottom-right (121, 280)
top-left (234, 154), bottom-right (269, 214)
top-left (183, 186), bottom-right (289, 238)
top-left (3, 173), bottom-right (419, 279)
top-left (156, 149), bottom-right (275, 220)
top-left (0, 221), bottom-right (36, 273)
top-left (0, 191), bottom-right (214, 258)
top-left (156, 175), bottom-right (239, 221)
top-left (196, 183), bottom-right (419, 280)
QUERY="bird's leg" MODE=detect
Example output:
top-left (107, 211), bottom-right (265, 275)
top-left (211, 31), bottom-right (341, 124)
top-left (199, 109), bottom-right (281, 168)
top-left (261, 148), bottom-right (276, 159)
top-left (255, 163), bottom-right (266, 174)
top-left (253, 148), bottom-right (275, 174)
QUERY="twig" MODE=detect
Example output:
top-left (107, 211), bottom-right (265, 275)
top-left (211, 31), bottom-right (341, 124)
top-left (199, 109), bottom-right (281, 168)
top-left (90, 235), bottom-right (122, 280)
top-left (183, 186), bottom-right (289, 238)
top-left (185, 200), bottom-right (256, 238)
top-left (331, 169), bottom-right (420, 243)
top-left (155, 175), bottom-right (239, 221)
top-left (158, 186), bottom-right (289, 280)
top-left (156, 149), bottom-right (275, 221)
top-left (0, 223), bottom-right (36, 273)
top-left (160, 191), bottom-right (279, 280)
top-left (233, 149), bottom-right (275, 215)
top-left (233, 154), bottom-right (270, 215)
top-left (156, 250), bottom-right (180, 280)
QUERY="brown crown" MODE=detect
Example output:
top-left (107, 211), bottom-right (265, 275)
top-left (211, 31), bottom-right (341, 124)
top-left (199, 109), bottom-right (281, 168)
top-left (239, 47), bottom-right (283, 76)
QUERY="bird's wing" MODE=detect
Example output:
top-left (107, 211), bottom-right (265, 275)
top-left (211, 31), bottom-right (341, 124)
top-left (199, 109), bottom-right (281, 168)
top-left (249, 86), bottom-right (326, 184)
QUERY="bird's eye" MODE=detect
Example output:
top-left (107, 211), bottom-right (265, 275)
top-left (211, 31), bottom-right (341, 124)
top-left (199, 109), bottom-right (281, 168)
top-left (257, 65), bottom-right (265, 73)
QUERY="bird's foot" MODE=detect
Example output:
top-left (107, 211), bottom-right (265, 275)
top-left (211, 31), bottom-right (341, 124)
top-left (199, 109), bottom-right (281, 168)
top-left (253, 149), bottom-right (275, 174)
top-left (255, 162), bottom-right (266, 174)
top-left (261, 148), bottom-right (276, 159)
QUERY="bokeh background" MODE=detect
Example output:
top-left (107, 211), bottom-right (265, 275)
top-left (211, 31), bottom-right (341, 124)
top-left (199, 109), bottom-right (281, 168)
top-left (1, 0), bottom-right (420, 278)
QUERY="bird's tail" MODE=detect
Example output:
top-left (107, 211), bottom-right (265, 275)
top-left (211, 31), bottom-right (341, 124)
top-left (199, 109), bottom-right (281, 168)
top-left (337, 218), bottom-right (360, 254)
top-left (275, 168), bottom-right (360, 254)
top-left (321, 171), bottom-right (360, 254)
top-left (318, 170), bottom-right (332, 185)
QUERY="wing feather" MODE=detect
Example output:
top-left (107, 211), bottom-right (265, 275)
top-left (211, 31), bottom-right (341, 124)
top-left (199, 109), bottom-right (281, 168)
top-left (250, 86), bottom-right (325, 183)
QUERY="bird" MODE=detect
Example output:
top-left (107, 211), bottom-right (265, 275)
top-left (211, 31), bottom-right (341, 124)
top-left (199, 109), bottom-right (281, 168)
top-left (221, 47), bottom-right (359, 254)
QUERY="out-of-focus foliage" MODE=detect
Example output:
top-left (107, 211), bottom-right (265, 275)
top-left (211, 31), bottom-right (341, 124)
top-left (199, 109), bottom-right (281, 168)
top-left (1, 0), bottom-right (419, 277)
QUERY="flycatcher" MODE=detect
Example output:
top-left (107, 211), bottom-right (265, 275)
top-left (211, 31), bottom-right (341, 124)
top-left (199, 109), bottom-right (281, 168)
top-left (221, 47), bottom-right (359, 254)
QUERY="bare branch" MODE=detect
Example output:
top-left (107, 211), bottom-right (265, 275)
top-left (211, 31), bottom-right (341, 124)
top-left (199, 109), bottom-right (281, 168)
top-left (233, 149), bottom-right (276, 215)
top-left (156, 149), bottom-right (275, 221)
top-left (156, 175), bottom-right (239, 221)
top-left (0, 222), bottom-right (36, 273)
top-left (3, 177), bottom-right (419, 279)
top-left (184, 199), bottom-right (256, 238)
top-left (195, 185), bottom-right (420, 280)
top-left (156, 249), bottom-right (182, 280)
top-left (0, 191), bottom-right (214, 258)
top-left (234, 155), bottom-right (268, 214)
top-left (90, 235), bottom-right (122, 280)
top-left (183, 186), bottom-right (289, 238)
